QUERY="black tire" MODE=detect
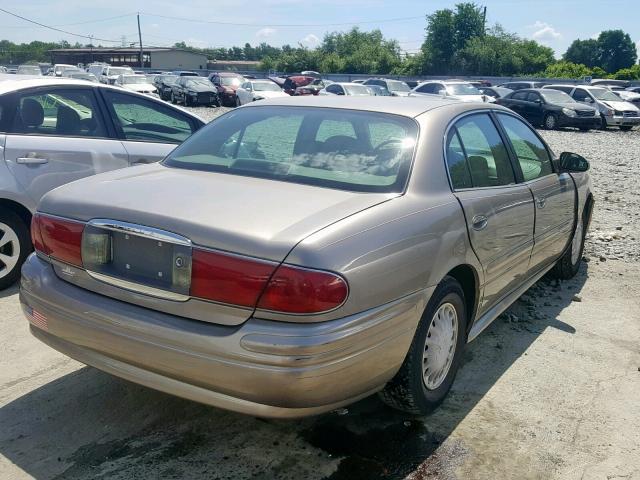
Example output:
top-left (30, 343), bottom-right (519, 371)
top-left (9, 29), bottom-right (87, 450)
top-left (599, 114), bottom-right (608, 130)
top-left (0, 207), bottom-right (32, 290)
top-left (550, 206), bottom-right (588, 280)
top-left (170, 92), bottom-right (176, 104)
top-left (543, 113), bottom-right (557, 130)
top-left (379, 276), bottom-right (467, 415)
top-left (184, 95), bottom-right (191, 107)
top-left (620, 125), bottom-right (633, 131)
top-left (235, 96), bottom-right (241, 107)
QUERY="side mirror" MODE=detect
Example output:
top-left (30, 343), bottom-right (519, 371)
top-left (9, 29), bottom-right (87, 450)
top-left (559, 152), bottom-right (590, 173)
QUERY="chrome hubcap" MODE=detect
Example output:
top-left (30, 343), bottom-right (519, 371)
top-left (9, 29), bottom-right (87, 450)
top-left (0, 222), bottom-right (20, 279)
top-left (571, 217), bottom-right (584, 265)
top-left (422, 302), bottom-right (458, 390)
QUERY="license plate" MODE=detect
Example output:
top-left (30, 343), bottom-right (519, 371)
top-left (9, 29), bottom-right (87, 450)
top-left (82, 221), bottom-right (192, 296)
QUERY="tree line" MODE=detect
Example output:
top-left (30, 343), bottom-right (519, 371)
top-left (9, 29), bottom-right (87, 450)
top-left (1, 3), bottom-right (638, 80)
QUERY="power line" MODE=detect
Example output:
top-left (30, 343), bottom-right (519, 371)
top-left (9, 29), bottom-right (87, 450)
top-left (0, 6), bottom-right (123, 43)
top-left (140, 12), bottom-right (425, 28)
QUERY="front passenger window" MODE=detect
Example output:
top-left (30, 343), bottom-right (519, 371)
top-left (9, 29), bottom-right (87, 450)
top-left (454, 114), bottom-right (515, 188)
top-left (497, 114), bottom-right (553, 182)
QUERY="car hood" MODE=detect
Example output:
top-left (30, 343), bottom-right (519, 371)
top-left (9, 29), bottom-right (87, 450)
top-left (449, 94), bottom-right (487, 103)
top-left (186, 84), bottom-right (215, 93)
top-left (556, 102), bottom-right (597, 111)
top-left (38, 163), bottom-right (397, 262)
top-left (601, 100), bottom-right (639, 111)
top-left (123, 84), bottom-right (156, 93)
top-left (254, 90), bottom-right (288, 99)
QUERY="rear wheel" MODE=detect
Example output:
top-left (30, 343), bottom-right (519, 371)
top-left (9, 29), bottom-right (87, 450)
top-left (235, 96), bottom-right (241, 107)
top-left (0, 208), bottom-right (32, 290)
top-left (620, 125), bottom-right (633, 131)
top-left (379, 276), bottom-right (467, 414)
top-left (170, 92), bottom-right (176, 104)
top-left (599, 114), bottom-right (608, 130)
top-left (544, 113), bottom-right (557, 130)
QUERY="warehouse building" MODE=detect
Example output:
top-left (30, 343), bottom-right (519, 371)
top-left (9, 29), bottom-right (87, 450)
top-left (48, 47), bottom-right (209, 70)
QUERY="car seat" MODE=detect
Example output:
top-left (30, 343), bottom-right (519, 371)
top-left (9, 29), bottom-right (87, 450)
top-left (56, 106), bottom-right (82, 135)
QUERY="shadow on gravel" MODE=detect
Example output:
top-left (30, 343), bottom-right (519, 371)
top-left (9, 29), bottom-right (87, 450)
top-left (0, 283), bottom-right (19, 300)
top-left (0, 265), bottom-right (589, 480)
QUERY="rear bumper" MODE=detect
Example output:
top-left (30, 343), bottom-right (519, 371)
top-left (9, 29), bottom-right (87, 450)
top-left (20, 255), bottom-right (427, 418)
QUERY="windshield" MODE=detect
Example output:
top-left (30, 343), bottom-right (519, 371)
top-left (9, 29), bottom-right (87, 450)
top-left (110, 67), bottom-right (133, 76)
top-left (447, 83), bottom-right (481, 95)
top-left (164, 106), bottom-right (418, 193)
top-left (122, 75), bottom-right (150, 84)
top-left (253, 82), bottom-right (281, 92)
top-left (541, 90), bottom-right (574, 104)
top-left (220, 76), bottom-right (245, 86)
top-left (344, 84), bottom-right (371, 96)
top-left (590, 88), bottom-right (622, 102)
top-left (161, 75), bottom-right (178, 85)
top-left (387, 80), bottom-right (410, 93)
top-left (186, 78), bottom-right (212, 87)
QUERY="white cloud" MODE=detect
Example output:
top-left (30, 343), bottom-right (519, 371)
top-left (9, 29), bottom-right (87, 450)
top-left (529, 21), bottom-right (562, 44)
top-left (256, 28), bottom-right (277, 38)
top-left (301, 34), bottom-right (320, 46)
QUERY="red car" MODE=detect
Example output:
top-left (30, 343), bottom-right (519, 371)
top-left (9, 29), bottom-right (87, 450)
top-left (271, 75), bottom-right (316, 95)
top-left (208, 72), bottom-right (247, 106)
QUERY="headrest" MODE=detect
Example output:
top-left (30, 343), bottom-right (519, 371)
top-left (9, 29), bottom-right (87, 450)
top-left (20, 99), bottom-right (44, 127)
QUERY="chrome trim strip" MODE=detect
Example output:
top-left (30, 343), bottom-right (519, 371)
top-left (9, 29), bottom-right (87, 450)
top-left (86, 270), bottom-right (190, 302)
top-left (88, 219), bottom-right (192, 246)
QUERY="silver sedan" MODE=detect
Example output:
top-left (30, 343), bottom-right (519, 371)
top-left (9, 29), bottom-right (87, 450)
top-left (21, 96), bottom-right (593, 418)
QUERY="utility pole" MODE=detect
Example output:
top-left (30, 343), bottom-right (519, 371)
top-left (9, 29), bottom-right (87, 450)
top-left (482, 6), bottom-right (487, 35)
top-left (137, 13), bottom-right (143, 68)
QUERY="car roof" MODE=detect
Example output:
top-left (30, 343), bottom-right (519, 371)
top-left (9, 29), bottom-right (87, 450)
top-left (240, 95), bottom-right (496, 118)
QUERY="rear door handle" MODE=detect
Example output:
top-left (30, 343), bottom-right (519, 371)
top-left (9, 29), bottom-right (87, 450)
top-left (536, 196), bottom-right (546, 208)
top-left (471, 215), bottom-right (488, 231)
top-left (16, 156), bottom-right (48, 165)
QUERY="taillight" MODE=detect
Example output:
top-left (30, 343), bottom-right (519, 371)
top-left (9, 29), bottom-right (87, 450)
top-left (191, 248), bottom-right (276, 308)
top-left (257, 265), bottom-right (348, 314)
top-left (34, 214), bottom-right (84, 266)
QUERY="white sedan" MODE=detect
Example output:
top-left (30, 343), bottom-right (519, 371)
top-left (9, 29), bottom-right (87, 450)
top-left (116, 74), bottom-right (158, 96)
top-left (410, 80), bottom-right (494, 103)
top-left (235, 80), bottom-right (288, 105)
top-left (318, 82), bottom-right (373, 96)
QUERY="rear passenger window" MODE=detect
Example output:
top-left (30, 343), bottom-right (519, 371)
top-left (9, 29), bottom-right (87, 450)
top-left (497, 114), bottom-right (553, 181)
top-left (10, 88), bottom-right (106, 137)
top-left (103, 90), bottom-right (196, 144)
top-left (453, 114), bottom-right (515, 188)
top-left (512, 91), bottom-right (528, 101)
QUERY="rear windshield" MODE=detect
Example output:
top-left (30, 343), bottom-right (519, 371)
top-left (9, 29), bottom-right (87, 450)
top-left (164, 106), bottom-right (418, 193)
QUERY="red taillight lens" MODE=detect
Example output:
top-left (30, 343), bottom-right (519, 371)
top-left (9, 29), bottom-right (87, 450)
top-left (36, 214), bottom-right (84, 266)
top-left (257, 265), bottom-right (348, 314)
top-left (191, 249), bottom-right (276, 308)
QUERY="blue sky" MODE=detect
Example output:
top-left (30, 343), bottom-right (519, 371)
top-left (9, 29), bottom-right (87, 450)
top-left (1, 0), bottom-right (639, 58)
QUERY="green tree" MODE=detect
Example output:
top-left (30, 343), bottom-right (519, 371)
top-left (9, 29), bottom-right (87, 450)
top-left (453, 3), bottom-right (485, 51)
top-left (421, 9), bottom-right (456, 74)
top-left (543, 61), bottom-right (592, 79)
top-left (597, 30), bottom-right (637, 73)
top-left (563, 39), bottom-right (600, 68)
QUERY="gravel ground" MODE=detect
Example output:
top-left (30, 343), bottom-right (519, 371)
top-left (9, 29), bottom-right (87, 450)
top-left (2, 106), bottom-right (638, 480)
